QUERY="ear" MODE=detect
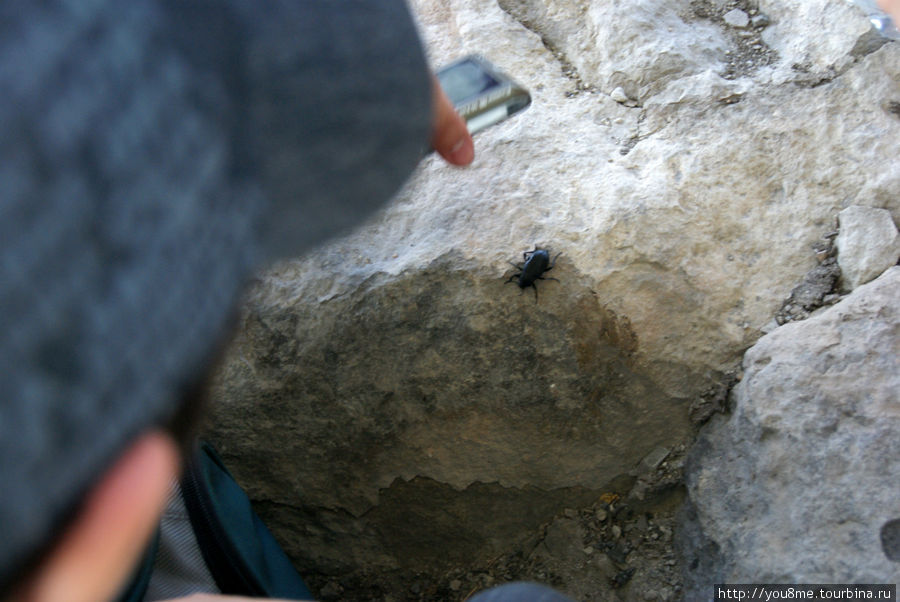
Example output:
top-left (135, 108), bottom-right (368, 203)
top-left (12, 431), bottom-right (179, 602)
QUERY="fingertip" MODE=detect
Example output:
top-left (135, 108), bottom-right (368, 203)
top-left (431, 74), bottom-right (475, 166)
top-left (446, 136), bottom-right (475, 166)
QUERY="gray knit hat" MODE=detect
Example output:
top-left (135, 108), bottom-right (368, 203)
top-left (0, 0), bottom-right (430, 590)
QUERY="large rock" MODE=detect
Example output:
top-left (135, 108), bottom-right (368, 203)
top-left (682, 267), bottom-right (900, 590)
top-left (836, 205), bottom-right (900, 291)
top-left (206, 0), bottom-right (900, 594)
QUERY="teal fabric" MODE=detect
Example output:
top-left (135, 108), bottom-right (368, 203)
top-left (118, 442), bottom-right (312, 601)
top-left (188, 442), bottom-right (312, 599)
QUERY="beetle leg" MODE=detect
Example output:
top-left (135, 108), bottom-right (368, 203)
top-left (531, 283), bottom-right (539, 302)
top-left (538, 276), bottom-right (560, 283)
top-left (549, 252), bottom-right (562, 268)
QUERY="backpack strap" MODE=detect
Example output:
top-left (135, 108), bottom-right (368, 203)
top-left (180, 441), bottom-right (313, 600)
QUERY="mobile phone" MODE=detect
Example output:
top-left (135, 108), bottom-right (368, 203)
top-left (436, 55), bottom-right (531, 135)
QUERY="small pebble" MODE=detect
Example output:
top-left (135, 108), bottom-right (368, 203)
top-left (640, 446), bottom-right (670, 471)
top-left (596, 508), bottom-right (608, 522)
top-left (449, 579), bottom-right (462, 591)
top-left (724, 8), bottom-right (750, 28)
top-left (751, 13), bottom-right (771, 28)
top-left (611, 524), bottom-right (622, 538)
top-left (611, 86), bottom-right (631, 104)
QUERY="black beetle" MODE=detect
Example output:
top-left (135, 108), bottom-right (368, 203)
top-left (505, 247), bottom-right (561, 301)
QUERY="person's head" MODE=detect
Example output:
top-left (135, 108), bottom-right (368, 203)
top-left (1, 3), bottom-right (472, 600)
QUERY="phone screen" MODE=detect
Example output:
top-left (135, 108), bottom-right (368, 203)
top-left (438, 59), bottom-right (501, 106)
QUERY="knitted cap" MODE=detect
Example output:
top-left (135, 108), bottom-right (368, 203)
top-left (0, 0), bottom-right (430, 590)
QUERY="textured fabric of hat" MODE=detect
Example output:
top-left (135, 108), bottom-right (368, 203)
top-left (0, 0), bottom-right (430, 590)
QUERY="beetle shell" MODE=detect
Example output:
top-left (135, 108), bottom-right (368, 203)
top-left (516, 249), bottom-right (551, 288)
top-left (505, 247), bottom-right (560, 302)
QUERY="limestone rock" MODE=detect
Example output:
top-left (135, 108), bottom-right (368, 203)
top-left (496, 0), bottom-right (729, 101)
top-left (682, 267), bottom-right (900, 591)
top-left (836, 205), bottom-right (900, 291)
top-left (206, 0), bottom-right (900, 593)
top-left (759, 0), bottom-right (886, 84)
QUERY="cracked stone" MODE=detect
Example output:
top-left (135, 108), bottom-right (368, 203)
top-left (684, 268), bottom-right (900, 589)
top-left (206, 0), bottom-right (900, 598)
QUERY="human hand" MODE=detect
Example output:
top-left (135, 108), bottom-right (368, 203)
top-left (430, 75), bottom-right (475, 166)
top-left (878, 0), bottom-right (900, 23)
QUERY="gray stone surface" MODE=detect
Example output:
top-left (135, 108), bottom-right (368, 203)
top-left (205, 0), bottom-right (900, 597)
top-left (836, 205), bottom-right (900, 291)
top-left (682, 267), bottom-right (900, 591)
top-left (759, 0), bottom-right (887, 84)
